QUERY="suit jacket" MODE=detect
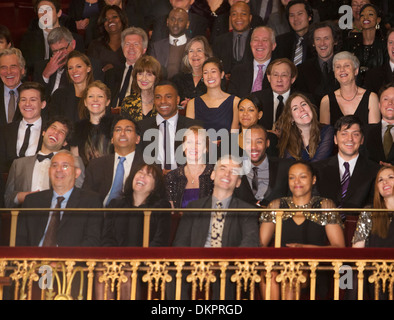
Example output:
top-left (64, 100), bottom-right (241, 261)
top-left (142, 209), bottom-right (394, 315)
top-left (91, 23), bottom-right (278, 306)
top-left (364, 122), bottom-right (394, 165)
top-left (137, 114), bottom-right (202, 167)
top-left (212, 29), bottom-right (254, 74)
top-left (313, 155), bottom-right (379, 211)
top-left (234, 157), bottom-right (293, 207)
top-left (275, 31), bottom-right (314, 65)
top-left (0, 83), bottom-right (22, 127)
top-left (4, 154), bottom-right (85, 208)
top-left (227, 60), bottom-right (271, 98)
top-left (0, 120), bottom-right (44, 174)
top-left (294, 56), bottom-right (339, 107)
top-left (104, 64), bottom-right (126, 109)
top-left (172, 195), bottom-right (259, 247)
top-left (363, 62), bottom-right (393, 94)
top-left (82, 151), bottom-right (144, 204)
top-left (16, 188), bottom-right (103, 247)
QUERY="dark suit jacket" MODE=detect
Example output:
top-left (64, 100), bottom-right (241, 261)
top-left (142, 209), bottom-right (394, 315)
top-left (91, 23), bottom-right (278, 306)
top-left (0, 120), bottom-right (44, 173)
top-left (82, 151), bottom-right (144, 204)
top-left (234, 157), bottom-right (293, 207)
top-left (275, 31), bottom-right (314, 65)
top-left (0, 83), bottom-right (22, 127)
top-left (104, 64), bottom-right (126, 109)
top-left (137, 114), bottom-right (202, 167)
top-left (212, 29), bottom-right (254, 74)
top-left (227, 60), bottom-right (271, 98)
top-left (173, 195), bottom-right (259, 247)
top-left (364, 122), bottom-right (394, 165)
top-left (313, 155), bottom-right (379, 211)
top-left (16, 188), bottom-right (103, 246)
top-left (363, 62), bottom-right (393, 94)
top-left (294, 56), bottom-right (339, 108)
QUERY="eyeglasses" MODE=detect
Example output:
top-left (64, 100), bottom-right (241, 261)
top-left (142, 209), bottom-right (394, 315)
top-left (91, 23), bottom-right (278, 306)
top-left (50, 163), bottom-right (74, 171)
top-left (51, 41), bottom-right (71, 55)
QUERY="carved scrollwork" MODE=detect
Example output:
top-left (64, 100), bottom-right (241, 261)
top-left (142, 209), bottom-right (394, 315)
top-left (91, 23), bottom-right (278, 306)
top-left (276, 261), bottom-right (307, 300)
top-left (142, 261), bottom-right (172, 300)
top-left (99, 261), bottom-right (128, 300)
top-left (230, 261), bottom-right (261, 300)
top-left (368, 262), bottom-right (394, 300)
top-left (186, 261), bottom-right (216, 300)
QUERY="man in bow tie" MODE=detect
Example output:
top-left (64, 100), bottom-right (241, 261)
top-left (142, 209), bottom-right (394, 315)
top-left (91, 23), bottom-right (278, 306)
top-left (4, 115), bottom-right (85, 208)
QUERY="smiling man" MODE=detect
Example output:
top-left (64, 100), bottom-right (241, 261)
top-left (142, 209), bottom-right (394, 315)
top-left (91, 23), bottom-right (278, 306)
top-left (83, 115), bottom-right (143, 205)
top-left (313, 115), bottom-right (379, 216)
top-left (4, 115), bottom-right (86, 208)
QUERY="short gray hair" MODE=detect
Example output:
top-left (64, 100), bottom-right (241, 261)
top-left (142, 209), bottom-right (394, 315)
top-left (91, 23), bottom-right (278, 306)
top-left (53, 150), bottom-right (80, 169)
top-left (121, 27), bottom-right (148, 50)
top-left (333, 51), bottom-right (360, 70)
top-left (48, 26), bottom-right (74, 46)
top-left (251, 26), bottom-right (276, 45)
top-left (0, 47), bottom-right (26, 70)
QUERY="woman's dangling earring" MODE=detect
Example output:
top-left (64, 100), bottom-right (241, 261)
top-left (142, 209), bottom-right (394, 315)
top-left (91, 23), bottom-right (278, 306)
top-left (376, 23), bottom-right (380, 30)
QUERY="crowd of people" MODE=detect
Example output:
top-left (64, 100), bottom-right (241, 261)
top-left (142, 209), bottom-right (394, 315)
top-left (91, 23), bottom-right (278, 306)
top-left (0, 0), bottom-right (393, 299)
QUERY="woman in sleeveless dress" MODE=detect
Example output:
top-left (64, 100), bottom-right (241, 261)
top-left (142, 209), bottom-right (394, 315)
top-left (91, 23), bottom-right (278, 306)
top-left (319, 51), bottom-right (380, 126)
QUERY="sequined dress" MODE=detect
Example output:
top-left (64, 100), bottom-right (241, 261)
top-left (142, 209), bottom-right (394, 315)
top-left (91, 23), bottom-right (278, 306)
top-left (260, 196), bottom-right (343, 247)
top-left (352, 212), bottom-right (394, 247)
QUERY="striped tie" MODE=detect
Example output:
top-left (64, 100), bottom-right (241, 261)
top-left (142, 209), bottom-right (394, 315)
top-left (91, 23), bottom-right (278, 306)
top-left (340, 161), bottom-right (350, 205)
top-left (293, 37), bottom-right (303, 66)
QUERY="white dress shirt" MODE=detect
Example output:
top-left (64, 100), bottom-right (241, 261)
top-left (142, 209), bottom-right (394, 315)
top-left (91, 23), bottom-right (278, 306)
top-left (156, 112), bottom-right (179, 170)
top-left (17, 117), bottom-right (42, 157)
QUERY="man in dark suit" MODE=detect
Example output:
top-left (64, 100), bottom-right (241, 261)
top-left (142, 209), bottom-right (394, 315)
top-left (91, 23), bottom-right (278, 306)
top-left (249, 0), bottom-right (281, 25)
top-left (4, 116), bottom-right (85, 208)
top-left (83, 115), bottom-right (143, 206)
top-left (235, 124), bottom-right (292, 207)
top-left (137, 80), bottom-right (201, 172)
top-left (149, 8), bottom-right (190, 79)
top-left (172, 155), bottom-right (259, 299)
top-left (33, 26), bottom-right (102, 99)
top-left (0, 82), bottom-right (47, 174)
top-left (104, 27), bottom-right (148, 109)
top-left (364, 83), bottom-right (394, 165)
top-left (212, 1), bottom-right (254, 75)
top-left (19, 0), bottom-right (83, 78)
top-left (251, 58), bottom-right (297, 130)
top-left (313, 115), bottom-right (379, 218)
top-left (364, 28), bottom-right (394, 94)
top-left (295, 21), bottom-right (340, 107)
top-left (275, 0), bottom-right (314, 66)
top-left (16, 150), bottom-right (103, 247)
top-left (228, 26), bottom-right (277, 98)
top-left (0, 48), bottom-right (25, 127)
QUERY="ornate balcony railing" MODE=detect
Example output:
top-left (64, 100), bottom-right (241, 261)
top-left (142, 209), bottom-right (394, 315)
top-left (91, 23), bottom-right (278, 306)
top-left (0, 207), bottom-right (393, 301)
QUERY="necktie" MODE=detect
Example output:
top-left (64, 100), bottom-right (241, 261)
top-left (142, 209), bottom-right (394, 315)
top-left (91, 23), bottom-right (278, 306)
top-left (173, 38), bottom-right (178, 46)
top-left (42, 196), bottom-right (65, 247)
top-left (275, 95), bottom-right (284, 121)
top-left (19, 124), bottom-right (34, 157)
top-left (163, 120), bottom-right (171, 170)
top-left (294, 37), bottom-right (304, 66)
top-left (8, 90), bottom-right (15, 123)
top-left (118, 65), bottom-right (133, 106)
top-left (37, 153), bottom-right (54, 162)
top-left (340, 161), bottom-right (350, 202)
top-left (211, 201), bottom-right (225, 247)
top-left (106, 156), bottom-right (126, 206)
top-left (252, 64), bottom-right (264, 92)
top-left (252, 167), bottom-right (259, 196)
top-left (383, 125), bottom-right (394, 159)
top-left (263, 0), bottom-right (273, 24)
top-left (234, 34), bottom-right (242, 61)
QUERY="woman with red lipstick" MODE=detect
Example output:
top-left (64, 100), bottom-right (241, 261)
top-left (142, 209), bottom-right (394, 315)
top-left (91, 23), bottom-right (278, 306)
top-left (259, 160), bottom-right (345, 299)
top-left (87, 5), bottom-right (128, 72)
top-left (353, 165), bottom-right (394, 248)
top-left (48, 51), bottom-right (94, 124)
top-left (319, 51), bottom-right (380, 127)
top-left (276, 92), bottom-right (334, 162)
top-left (120, 55), bottom-right (161, 122)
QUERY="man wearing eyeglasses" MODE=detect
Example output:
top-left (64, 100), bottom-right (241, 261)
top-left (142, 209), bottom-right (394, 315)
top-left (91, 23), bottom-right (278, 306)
top-left (16, 149), bottom-right (103, 247)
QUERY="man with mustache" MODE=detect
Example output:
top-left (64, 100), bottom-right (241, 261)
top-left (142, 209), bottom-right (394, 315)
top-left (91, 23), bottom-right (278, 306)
top-left (4, 115), bottom-right (85, 208)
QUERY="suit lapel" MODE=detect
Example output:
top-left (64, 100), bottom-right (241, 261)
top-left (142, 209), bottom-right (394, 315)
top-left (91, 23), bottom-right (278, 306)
top-left (197, 196), bottom-right (213, 247)
top-left (221, 197), bottom-right (237, 247)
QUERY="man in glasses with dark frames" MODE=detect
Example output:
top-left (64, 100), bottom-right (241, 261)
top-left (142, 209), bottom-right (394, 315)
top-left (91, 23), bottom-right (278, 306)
top-left (16, 149), bottom-right (103, 247)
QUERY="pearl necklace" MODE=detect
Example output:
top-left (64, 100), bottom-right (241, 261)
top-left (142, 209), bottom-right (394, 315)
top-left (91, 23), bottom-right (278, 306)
top-left (340, 86), bottom-right (358, 102)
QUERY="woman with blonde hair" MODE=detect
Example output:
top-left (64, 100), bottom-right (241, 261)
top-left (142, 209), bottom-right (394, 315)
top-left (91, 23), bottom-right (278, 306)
top-left (277, 92), bottom-right (334, 162)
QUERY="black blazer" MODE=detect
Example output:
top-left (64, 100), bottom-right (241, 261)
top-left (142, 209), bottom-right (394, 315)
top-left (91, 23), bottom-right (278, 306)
top-left (16, 188), bottom-right (103, 247)
top-left (212, 29), bottom-right (254, 74)
top-left (364, 122), bottom-right (394, 165)
top-left (234, 157), bottom-right (293, 207)
top-left (82, 151), bottom-right (144, 204)
top-left (137, 114), bottom-right (202, 167)
top-left (363, 62), bottom-right (394, 94)
top-left (172, 195), bottom-right (259, 247)
top-left (0, 83), bottom-right (22, 127)
top-left (227, 60), bottom-right (271, 98)
top-left (313, 155), bottom-right (379, 211)
top-left (275, 31), bottom-right (314, 65)
top-left (104, 64), bottom-right (126, 109)
top-left (0, 120), bottom-right (44, 173)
